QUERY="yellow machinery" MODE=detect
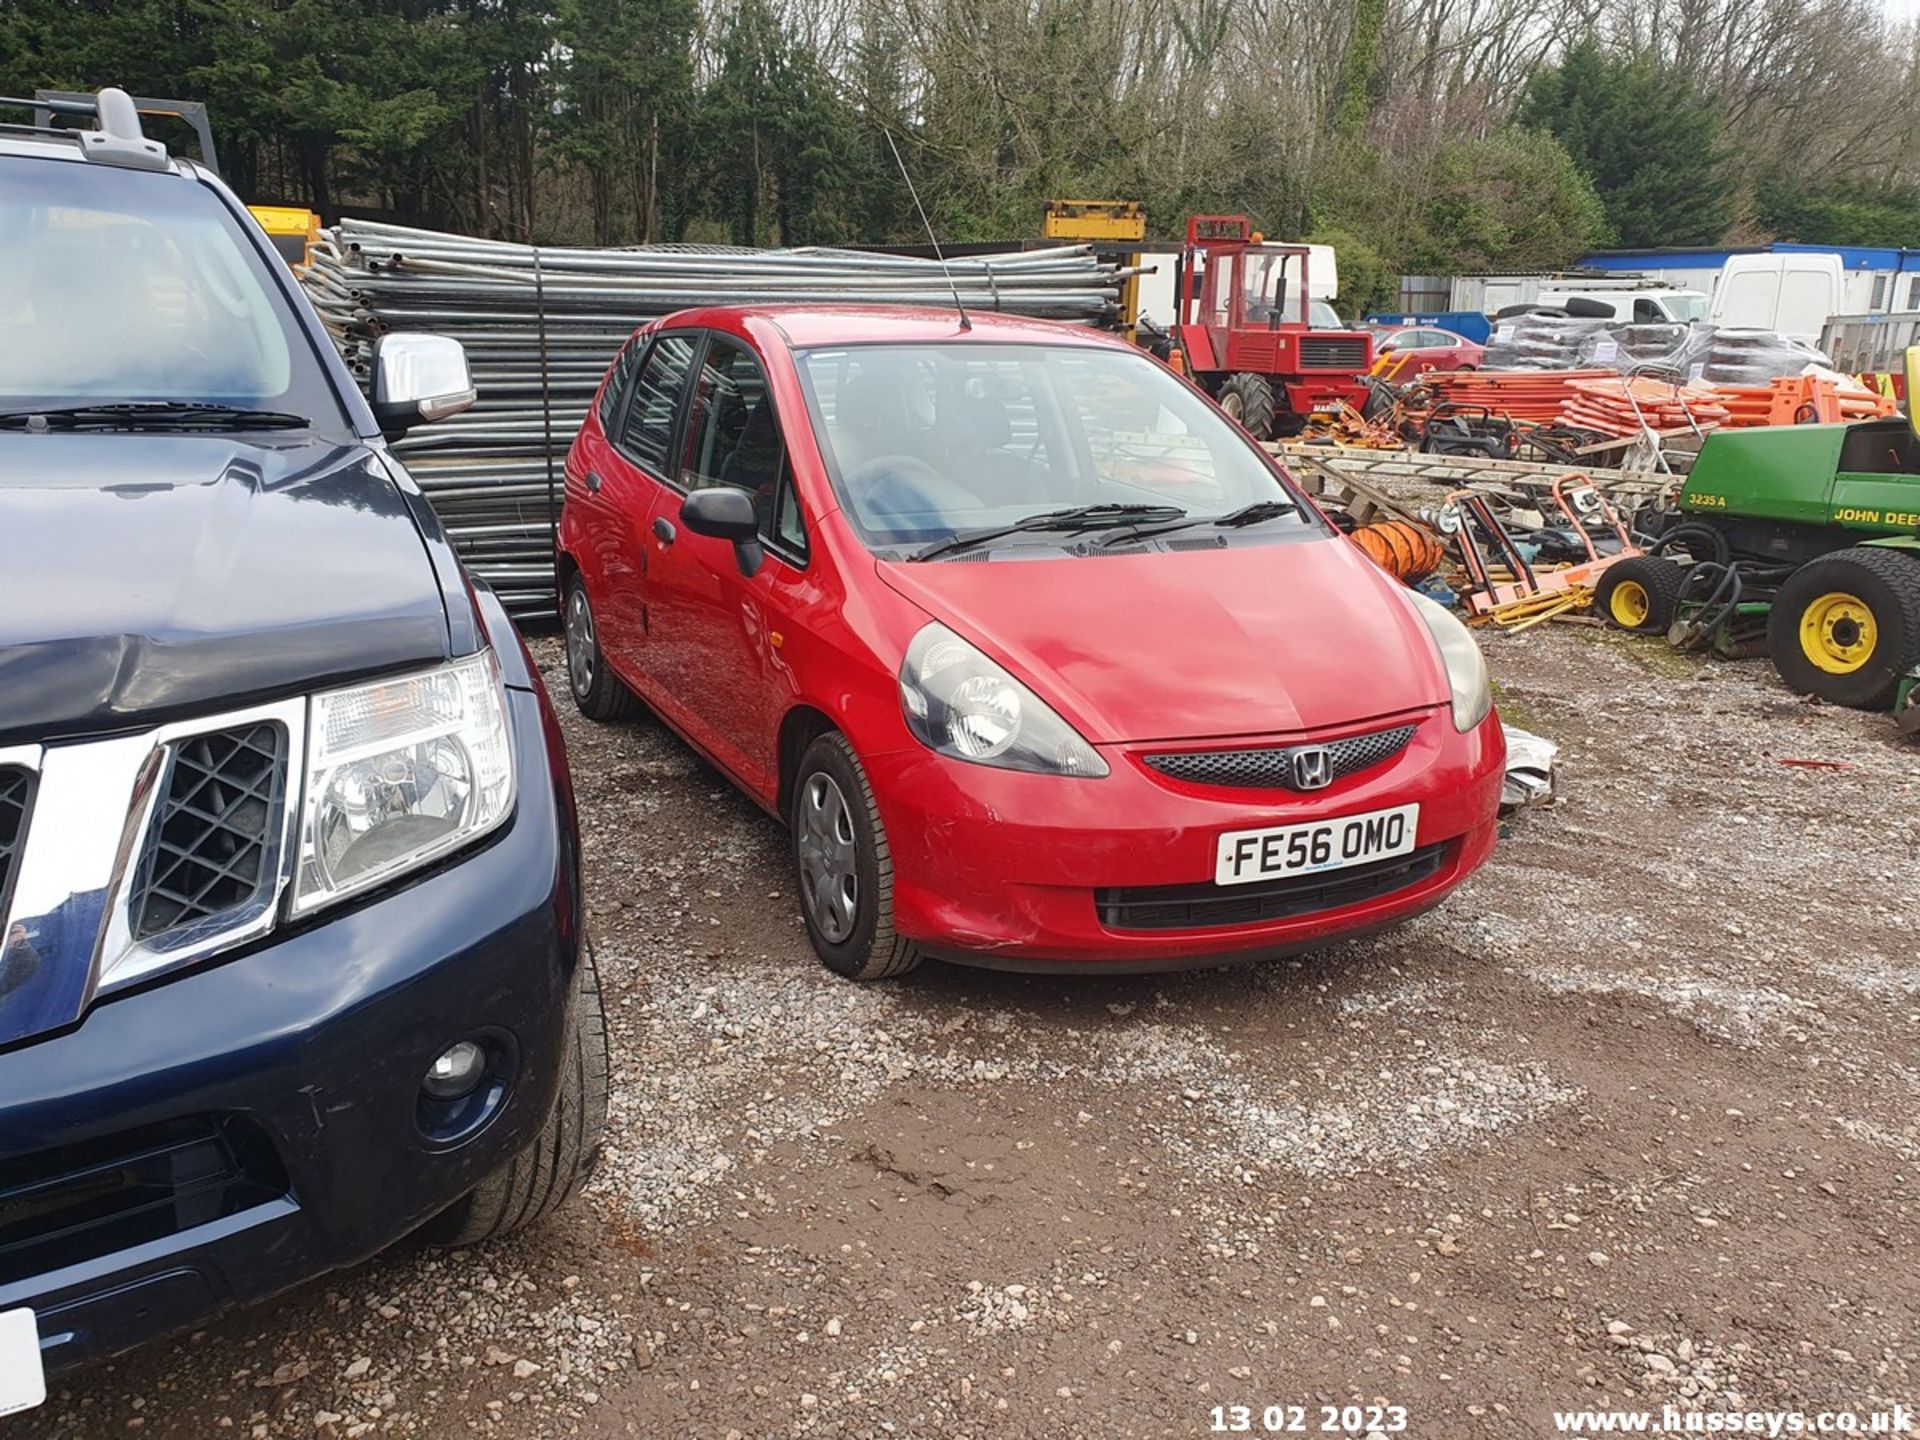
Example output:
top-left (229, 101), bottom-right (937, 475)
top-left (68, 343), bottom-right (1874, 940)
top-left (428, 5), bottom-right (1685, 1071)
top-left (1042, 200), bottom-right (1149, 341)
top-left (246, 205), bottom-right (322, 271)
top-left (1042, 199), bottom-right (1145, 243)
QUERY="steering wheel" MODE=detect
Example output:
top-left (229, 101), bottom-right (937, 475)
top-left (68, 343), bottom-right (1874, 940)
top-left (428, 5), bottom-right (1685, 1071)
top-left (846, 454), bottom-right (982, 524)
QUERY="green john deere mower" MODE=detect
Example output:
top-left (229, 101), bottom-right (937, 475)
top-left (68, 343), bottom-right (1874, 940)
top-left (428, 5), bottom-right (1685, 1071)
top-left (1596, 347), bottom-right (1920, 732)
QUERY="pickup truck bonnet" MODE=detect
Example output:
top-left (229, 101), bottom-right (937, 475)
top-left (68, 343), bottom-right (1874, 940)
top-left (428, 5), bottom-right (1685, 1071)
top-left (0, 432), bottom-right (451, 744)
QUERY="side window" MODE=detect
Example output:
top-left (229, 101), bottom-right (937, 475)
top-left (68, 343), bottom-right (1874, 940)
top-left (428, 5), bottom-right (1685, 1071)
top-left (680, 336), bottom-right (805, 562)
top-left (596, 334), bottom-right (644, 433)
top-left (680, 339), bottom-right (784, 498)
top-left (1633, 298), bottom-right (1663, 324)
top-left (769, 470), bottom-right (809, 558)
top-left (616, 332), bottom-right (697, 473)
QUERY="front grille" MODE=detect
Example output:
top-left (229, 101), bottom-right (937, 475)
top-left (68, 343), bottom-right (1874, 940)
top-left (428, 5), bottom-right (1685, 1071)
top-left (0, 1116), bottom-right (287, 1286)
top-left (130, 724), bottom-right (287, 941)
top-left (0, 767), bottom-right (30, 920)
top-left (1299, 336), bottom-right (1369, 370)
top-left (1147, 724), bottom-right (1416, 791)
top-left (1097, 843), bottom-right (1446, 931)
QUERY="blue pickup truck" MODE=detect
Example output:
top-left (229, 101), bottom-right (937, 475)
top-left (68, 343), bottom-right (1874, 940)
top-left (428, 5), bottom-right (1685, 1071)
top-left (0, 89), bottom-right (607, 1415)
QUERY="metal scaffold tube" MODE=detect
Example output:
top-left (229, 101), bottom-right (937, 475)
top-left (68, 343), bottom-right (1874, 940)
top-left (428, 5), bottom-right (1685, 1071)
top-left (301, 221), bottom-right (1129, 616)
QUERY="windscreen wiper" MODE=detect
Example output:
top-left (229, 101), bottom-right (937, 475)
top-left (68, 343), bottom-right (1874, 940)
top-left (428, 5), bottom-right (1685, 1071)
top-left (1097, 497), bottom-right (1300, 547)
top-left (910, 503), bottom-right (1187, 562)
top-left (0, 402), bottom-right (311, 431)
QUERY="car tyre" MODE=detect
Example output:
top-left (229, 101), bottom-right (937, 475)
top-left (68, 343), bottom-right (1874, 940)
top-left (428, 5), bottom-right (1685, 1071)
top-left (564, 576), bottom-right (640, 722)
top-left (1767, 546), bottom-right (1920, 710)
top-left (423, 946), bottom-right (611, 1246)
top-left (792, 732), bottom-right (922, 981)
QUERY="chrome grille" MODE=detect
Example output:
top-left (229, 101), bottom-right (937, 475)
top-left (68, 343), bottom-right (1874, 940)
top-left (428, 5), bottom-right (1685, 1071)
top-left (1299, 336), bottom-right (1369, 370)
top-left (129, 725), bottom-right (288, 941)
top-left (1146, 724), bottom-right (1416, 791)
top-left (0, 767), bottom-right (29, 920)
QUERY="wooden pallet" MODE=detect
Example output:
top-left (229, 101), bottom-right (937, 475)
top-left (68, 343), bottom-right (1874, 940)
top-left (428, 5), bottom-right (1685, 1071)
top-left (1270, 442), bottom-right (1682, 515)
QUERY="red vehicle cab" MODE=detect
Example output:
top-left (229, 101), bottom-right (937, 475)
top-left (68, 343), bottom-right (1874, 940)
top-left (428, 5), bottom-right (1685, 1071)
top-left (1374, 326), bottom-right (1485, 375)
top-left (1173, 215), bottom-right (1375, 441)
top-left (558, 305), bottom-right (1504, 978)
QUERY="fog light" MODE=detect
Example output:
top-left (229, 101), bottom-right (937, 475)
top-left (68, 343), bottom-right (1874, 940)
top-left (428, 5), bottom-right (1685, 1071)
top-left (422, 1040), bottom-right (488, 1100)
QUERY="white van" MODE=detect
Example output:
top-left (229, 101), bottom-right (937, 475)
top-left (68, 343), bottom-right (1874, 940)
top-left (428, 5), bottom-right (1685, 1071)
top-left (1533, 286), bottom-right (1710, 324)
top-left (1709, 253), bottom-right (1843, 344)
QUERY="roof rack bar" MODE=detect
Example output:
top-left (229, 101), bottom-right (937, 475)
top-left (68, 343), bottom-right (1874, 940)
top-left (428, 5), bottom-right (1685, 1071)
top-left (0, 94), bottom-right (96, 119)
top-left (33, 89), bottom-right (215, 173)
top-left (5, 87), bottom-right (171, 173)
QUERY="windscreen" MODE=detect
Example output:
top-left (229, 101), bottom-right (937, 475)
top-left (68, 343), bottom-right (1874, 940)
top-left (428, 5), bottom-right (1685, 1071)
top-left (795, 341), bottom-right (1312, 551)
top-left (0, 161), bottom-right (341, 420)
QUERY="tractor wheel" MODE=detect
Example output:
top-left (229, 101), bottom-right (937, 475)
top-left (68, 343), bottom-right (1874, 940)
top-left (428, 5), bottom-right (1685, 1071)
top-left (1217, 373), bottom-right (1276, 440)
top-left (1767, 547), bottom-right (1920, 710)
top-left (1593, 556), bottom-right (1688, 634)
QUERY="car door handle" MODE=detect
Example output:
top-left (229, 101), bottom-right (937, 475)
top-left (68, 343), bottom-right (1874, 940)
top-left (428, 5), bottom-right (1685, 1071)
top-left (652, 516), bottom-right (676, 545)
top-left (585, 470), bottom-right (603, 494)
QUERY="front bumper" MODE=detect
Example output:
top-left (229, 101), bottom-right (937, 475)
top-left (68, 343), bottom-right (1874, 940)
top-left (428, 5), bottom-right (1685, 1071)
top-left (0, 682), bottom-right (582, 1375)
top-left (872, 707), bottom-right (1503, 970)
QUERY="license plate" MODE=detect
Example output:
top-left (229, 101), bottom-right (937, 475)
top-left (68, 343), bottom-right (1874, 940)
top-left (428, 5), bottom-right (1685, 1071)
top-left (1214, 803), bottom-right (1419, 887)
top-left (0, 1309), bottom-right (45, 1417)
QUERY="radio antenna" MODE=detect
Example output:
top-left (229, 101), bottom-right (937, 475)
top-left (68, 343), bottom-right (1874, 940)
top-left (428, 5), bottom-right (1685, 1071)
top-left (885, 128), bottom-right (970, 331)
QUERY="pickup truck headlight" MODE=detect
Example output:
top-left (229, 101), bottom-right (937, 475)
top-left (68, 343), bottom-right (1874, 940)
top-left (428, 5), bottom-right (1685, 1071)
top-left (899, 623), bottom-right (1108, 777)
top-left (290, 651), bottom-right (515, 916)
top-left (1405, 590), bottom-right (1493, 732)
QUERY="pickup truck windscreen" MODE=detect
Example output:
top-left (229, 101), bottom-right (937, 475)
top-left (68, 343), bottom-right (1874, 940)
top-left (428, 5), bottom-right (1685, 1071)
top-left (0, 161), bottom-right (345, 427)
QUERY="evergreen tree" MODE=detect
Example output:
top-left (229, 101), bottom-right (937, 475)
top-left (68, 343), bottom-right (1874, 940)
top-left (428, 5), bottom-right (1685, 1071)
top-left (1516, 37), bottom-right (1736, 248)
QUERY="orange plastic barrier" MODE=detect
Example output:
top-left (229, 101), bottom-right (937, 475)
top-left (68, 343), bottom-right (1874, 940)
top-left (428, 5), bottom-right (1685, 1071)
top-left (1420, 369), bottom-right (1614, 424)
top-left (1557, 376), bottom-right (1729, 438)
top-left (1418, 368), bottom-right (1902, 440)
top-left (1712, 375), bottom-right (1900, 428)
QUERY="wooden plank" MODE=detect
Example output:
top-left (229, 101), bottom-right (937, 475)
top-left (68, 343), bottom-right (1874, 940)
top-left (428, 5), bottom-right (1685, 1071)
top-left (1280, 451), bottom-right (1428, 528)
top-left (1269, 442), bottom-right (1681, 511)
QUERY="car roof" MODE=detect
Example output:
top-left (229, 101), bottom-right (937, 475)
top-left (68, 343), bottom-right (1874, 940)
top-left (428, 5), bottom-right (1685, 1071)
top-left (665, 303), bottom-right (1134, 352)
top-left (0, 132), bottom-right (91, 164)
top-left (0, 138), bottom-right (195, 176)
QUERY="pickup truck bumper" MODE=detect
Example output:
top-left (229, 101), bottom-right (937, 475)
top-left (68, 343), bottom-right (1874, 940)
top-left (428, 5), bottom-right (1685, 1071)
top-left (0, 679), bottom-right (583, 1375)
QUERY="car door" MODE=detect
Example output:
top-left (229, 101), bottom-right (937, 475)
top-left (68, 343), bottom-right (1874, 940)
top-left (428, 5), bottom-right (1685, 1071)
top-left (563, 332), bottom-right (645, 649)
top-left (597, 330), bottom-right (700, 684)
top-left (643, 333), bottom-right (805, 795)
top-left (1418, 330), bottom-right (1463, 370)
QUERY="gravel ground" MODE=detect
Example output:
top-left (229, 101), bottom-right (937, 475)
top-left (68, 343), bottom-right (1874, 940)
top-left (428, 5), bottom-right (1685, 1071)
top-left (20, 626), bottom-right (1920, 1439)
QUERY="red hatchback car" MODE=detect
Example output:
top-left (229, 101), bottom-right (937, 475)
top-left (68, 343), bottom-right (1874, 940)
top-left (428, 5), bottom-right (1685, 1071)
top-left (558, 306), bottom-right (1504, 978)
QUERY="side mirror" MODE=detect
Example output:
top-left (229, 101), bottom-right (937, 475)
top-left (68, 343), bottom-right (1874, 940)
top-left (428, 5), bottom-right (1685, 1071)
top-left (1905, 346), bottom-right (1918, 442)
top-left (680, 488), bottom-right (764, 577)
top-left (371, 334), bottom-right (475, 437)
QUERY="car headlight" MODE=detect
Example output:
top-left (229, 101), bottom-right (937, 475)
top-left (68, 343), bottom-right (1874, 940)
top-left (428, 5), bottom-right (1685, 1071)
top-left (291, 650), bottom-right (515, 916)
top-left (1404, 590), bottom-right (1493, 732)
top-left (899, 623), bottom-right (1108, 777)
